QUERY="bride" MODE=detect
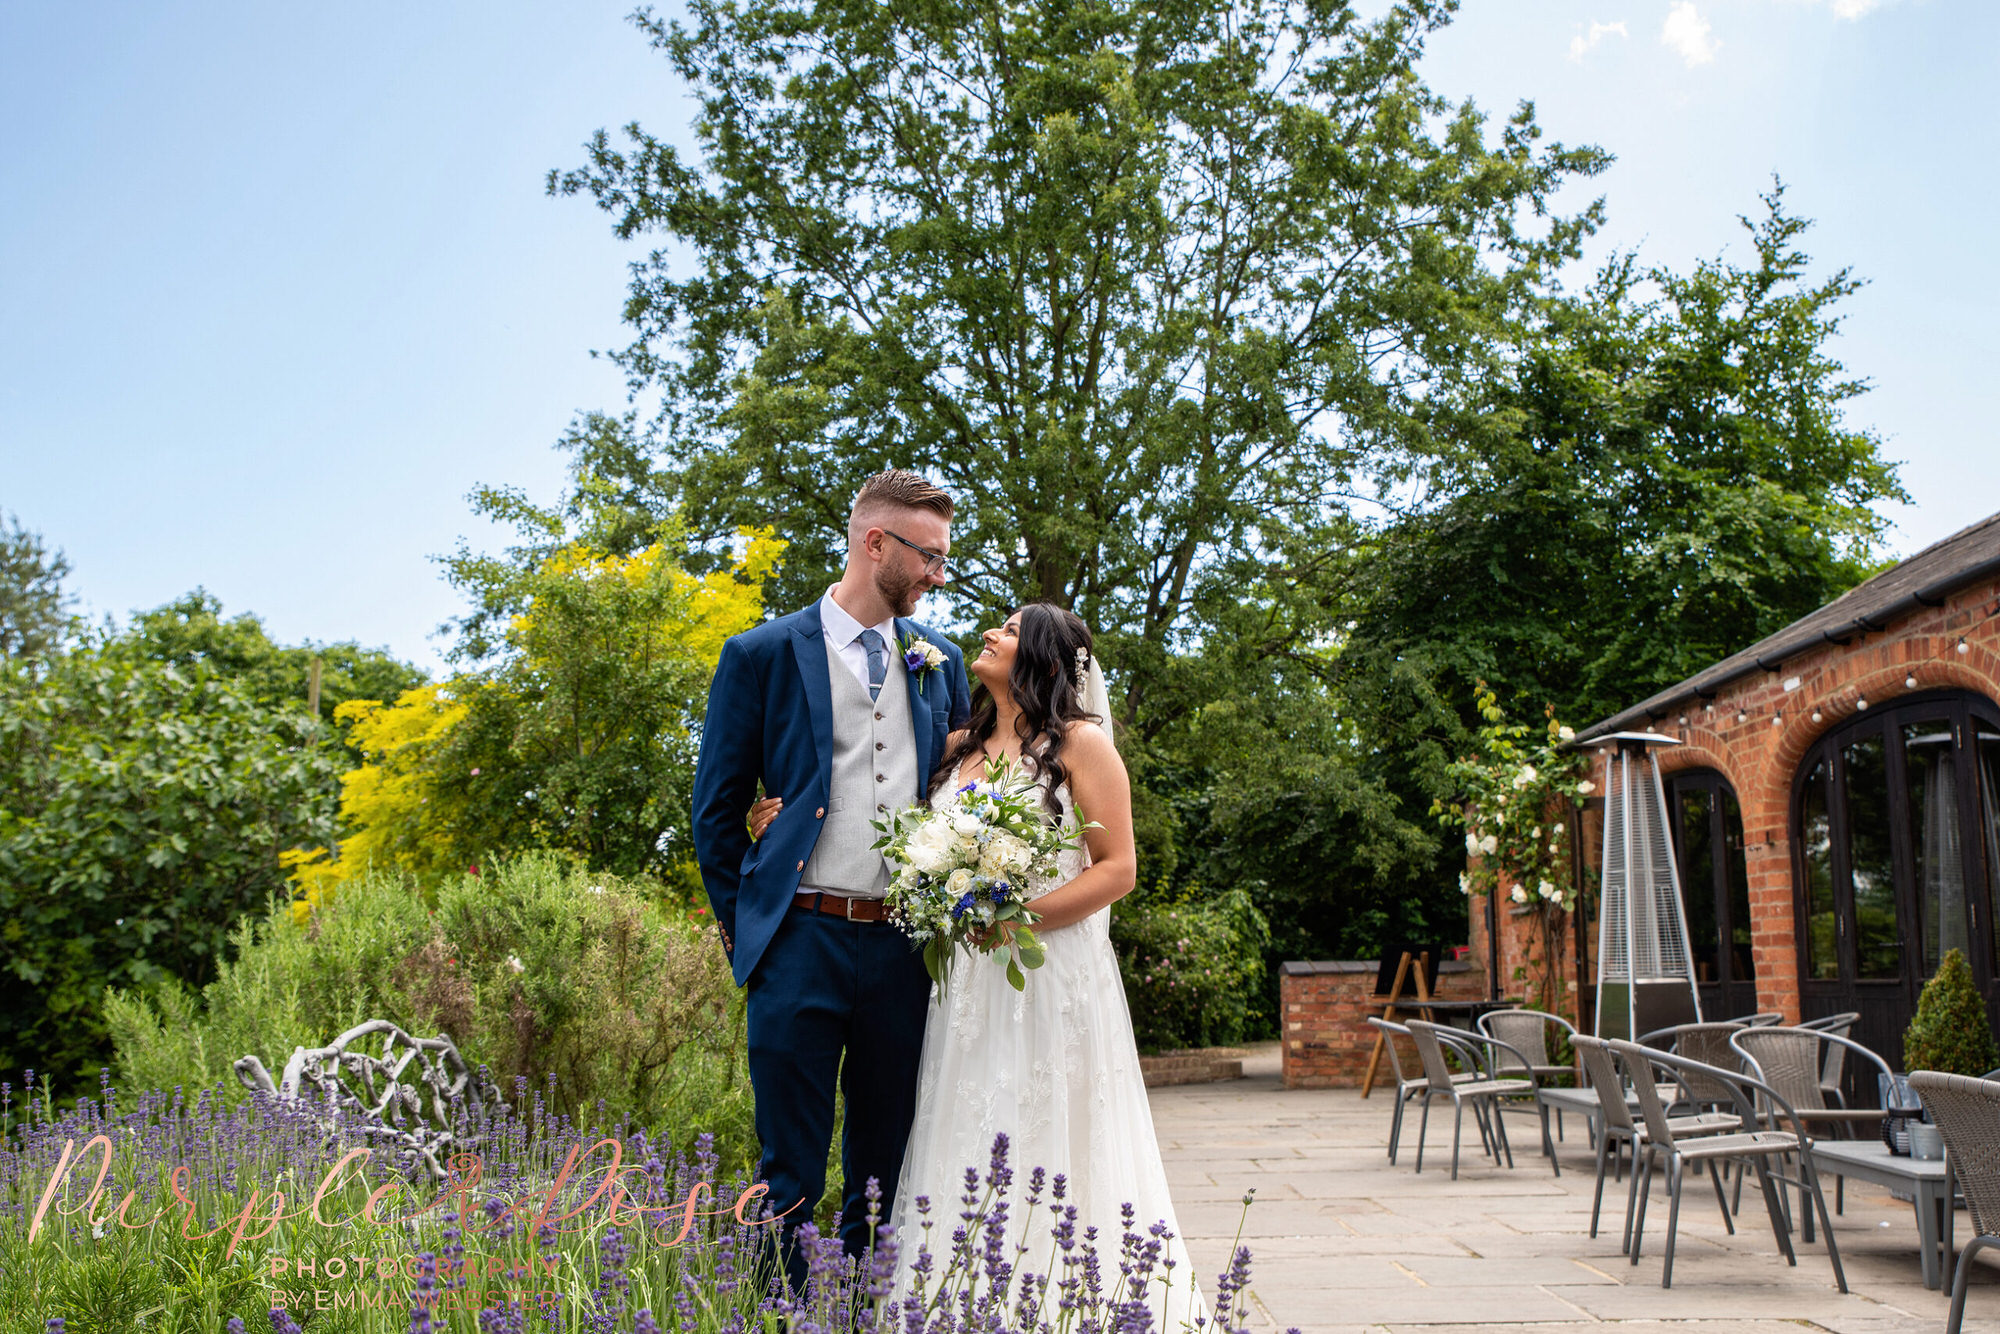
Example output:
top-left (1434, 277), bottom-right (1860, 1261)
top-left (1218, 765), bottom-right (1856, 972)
top-left (891, 603), bottom-right (1205, 1329)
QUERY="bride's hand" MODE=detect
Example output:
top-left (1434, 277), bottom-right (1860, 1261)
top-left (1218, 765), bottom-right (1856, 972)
top-left (747, 797), bottom-right (782, 840)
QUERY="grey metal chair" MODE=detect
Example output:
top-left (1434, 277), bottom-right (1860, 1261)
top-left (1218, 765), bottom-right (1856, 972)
top-left (1611, 1040), bottom-right (1847, 1292)
top-left (1731, 1026), bottom-right (1892, 1218)
top-left (1366, 1015), bottom-right (1472, 1165)
top-left (1573, 1034), bottom-right (1740, 1252)
top-left (1479, 1007), bottom-right (1579, 1140)
top-left (1405, 1019), bottom-right (1537, 1179)
top-left (1910, 1071), bottom-right (2000, 1334)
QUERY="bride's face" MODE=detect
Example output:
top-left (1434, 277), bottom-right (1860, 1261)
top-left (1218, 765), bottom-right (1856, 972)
top-left (971, 612), bottom-right (1022, 694)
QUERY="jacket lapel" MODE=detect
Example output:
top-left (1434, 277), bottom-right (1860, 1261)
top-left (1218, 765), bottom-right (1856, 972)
top-left (791, 603), bottom-right (834, 791)
top-left (897, 618), bottom-right (935, 797)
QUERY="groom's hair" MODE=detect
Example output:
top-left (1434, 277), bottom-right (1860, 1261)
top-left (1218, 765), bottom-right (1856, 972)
top-left (848, 469), bottom-right (953, 547)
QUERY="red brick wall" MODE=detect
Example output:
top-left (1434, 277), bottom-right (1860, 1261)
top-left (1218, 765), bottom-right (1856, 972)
top-left (1580, 576), bottom-right (2000, 1025)
top-left (1280, 961), bottom-right (1486, 1088)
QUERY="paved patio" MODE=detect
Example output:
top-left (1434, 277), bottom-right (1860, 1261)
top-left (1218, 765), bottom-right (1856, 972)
top-left (1153, 1044), bottom-right (1999, 1334)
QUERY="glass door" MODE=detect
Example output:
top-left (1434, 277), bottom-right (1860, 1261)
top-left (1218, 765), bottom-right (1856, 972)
top-left (1667, 770), bottom-right (1756, 1020)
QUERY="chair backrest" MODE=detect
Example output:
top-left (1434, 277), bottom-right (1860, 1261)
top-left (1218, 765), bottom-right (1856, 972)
top-left (1572, 1034), bottom-right (1635, 1133)
top-left (1665, 1024), bottom-right (1746, 1104)
top-left (1609, 1039), bottom-right (1682, 1147)
top-left (1911, 1072), bottom-right (2000, 1240)
top-left (1481, 1010), bottom-right (1554, 1070)
top-left (1366, 1016), bottom-right (1416, 1086)
top-left (1803, 1012), bottom-right (1860, 1088)
top-left (1405, 1020), bottom-right (1466, 1091)
top-left (1729, 1011), bottom-right (1785, 1027)
top-left (1731, 1027), bottom-right (1830, 1114)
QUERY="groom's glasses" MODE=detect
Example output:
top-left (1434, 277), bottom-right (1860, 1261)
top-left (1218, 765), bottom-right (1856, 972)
top-left (884, 529), bottom-right (950, 578)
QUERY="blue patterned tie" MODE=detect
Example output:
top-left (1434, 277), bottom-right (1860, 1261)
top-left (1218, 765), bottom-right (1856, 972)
top-left (858, 628), bottom-right (888, 702)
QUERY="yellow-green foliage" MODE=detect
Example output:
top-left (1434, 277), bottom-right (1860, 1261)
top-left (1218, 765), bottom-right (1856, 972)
top-left (284, 526), bottom-right (784, 917)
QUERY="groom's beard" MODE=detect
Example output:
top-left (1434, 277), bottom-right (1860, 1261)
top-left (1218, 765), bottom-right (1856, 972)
top-left (874, 564), bottom-right (925, 618)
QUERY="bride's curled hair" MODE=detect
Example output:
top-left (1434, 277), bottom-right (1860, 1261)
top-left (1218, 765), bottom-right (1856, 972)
top-left (934, 603), bottom-right (1101, 816)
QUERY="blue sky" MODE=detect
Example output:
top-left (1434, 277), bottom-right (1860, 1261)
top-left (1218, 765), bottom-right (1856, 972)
top-left (2, 1), bottom-right (1993, 674)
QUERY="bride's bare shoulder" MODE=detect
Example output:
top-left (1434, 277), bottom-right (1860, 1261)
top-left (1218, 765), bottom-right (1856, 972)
top-left (1061, 719), bottom-right (1118, 762)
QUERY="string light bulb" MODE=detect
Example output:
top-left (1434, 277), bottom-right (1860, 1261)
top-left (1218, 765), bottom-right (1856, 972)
top-left (1737, 709), bottom-right (1748, 724)
top-left (1906, 673), bottom-right (1918, 690)
top-left (1771, 712), bottom-right (1783, 727)
top-left (1959, 637), bottom-right (1970, 654)
top-left (1811, 708), bottom-right (1823, 724)
top-left (1857, 694), bottom-right (1869, 710)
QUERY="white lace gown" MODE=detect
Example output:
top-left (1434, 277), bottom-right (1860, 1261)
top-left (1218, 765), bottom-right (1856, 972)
top-left (890, 774), bottom-right (1207, 1331)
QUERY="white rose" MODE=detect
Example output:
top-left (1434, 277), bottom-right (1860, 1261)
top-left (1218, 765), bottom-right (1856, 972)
top-left (1551, 822), bottom-right (1564, 835)
top-left (1465, 831), bottom-right (1481, 857)
top-left (1576, 779), bottom-right (1596, 795)
top-left (1538, 878), bottom-right (1556, 898)
top-left (1478, 834), bottom-right (1499, 856)
top-left (1558, 724), bottom-right (1575, 742)
top-left (1458, 872), bottom-right (1473, 896)
top-left (1510, 884), bottom-right (1528, 904)
top-left (1512, 763), bottom-right (1539, 789)
top-left (951, 811), bottom-right (985, 838)
top-left (945, 868), bottom-right (975, 897)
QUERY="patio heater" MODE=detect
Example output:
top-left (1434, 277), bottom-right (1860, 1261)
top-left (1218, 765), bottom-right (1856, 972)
top-left (1594, 731), bottom-right (1702, 1041)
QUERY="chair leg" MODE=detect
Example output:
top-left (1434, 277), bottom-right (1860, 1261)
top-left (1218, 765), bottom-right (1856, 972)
top-left (1414, 1093), bottom-right (1431, 1174)
top-left (1946, 1235), bottom-right (1999, 1334)
top-left (1708, 1160), bottom-right (1734, 1235)
top-left (1661, 1155), bottom-right (1685, 1288)
top-left (1835, 1172), bottom-right (1843, 1216)
top-left (1389, 1093), bottom-right (1405, 1163)
top-left (1539, 1101), bottom-right (1560, 1177)
top-left (1630, 1146), bottom-right (1657, 1263)
top-left (1589, 1130), bottom-right (1612, 1239)
top-left (1622, 1141), bottom-right (1646, 1255)
top-left (1752, 1157), bottom-right (1797, 1267)
top-left (1492, 1100), bottom-right (1515, 1169)
top-left (1451, 1099), bottom-right (1465, 1181)
top-left (1803, 1158), bottom-right (1847, 1294)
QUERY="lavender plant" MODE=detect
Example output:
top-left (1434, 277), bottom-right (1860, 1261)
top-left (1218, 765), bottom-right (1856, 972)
top-left (1, 1069), bottom-right (1289, 1334)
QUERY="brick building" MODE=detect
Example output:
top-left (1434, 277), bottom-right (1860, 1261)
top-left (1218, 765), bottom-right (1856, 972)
top-left (1571, 512), bottom-right (2000, 1068)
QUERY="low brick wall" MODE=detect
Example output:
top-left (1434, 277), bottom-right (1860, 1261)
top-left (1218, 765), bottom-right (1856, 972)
top-left (1139, 1047), bottom-right (1246, 1088)
top-left (1279, 960), bottom-right (1485, 1089)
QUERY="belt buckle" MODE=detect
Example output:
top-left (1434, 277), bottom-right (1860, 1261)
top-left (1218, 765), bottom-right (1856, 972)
top-left (843, 896), bottom-right (861, 921)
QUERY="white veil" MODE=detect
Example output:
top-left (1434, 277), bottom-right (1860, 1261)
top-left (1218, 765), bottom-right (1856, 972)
top-left (1078, 655), bottom-right (1115, 744)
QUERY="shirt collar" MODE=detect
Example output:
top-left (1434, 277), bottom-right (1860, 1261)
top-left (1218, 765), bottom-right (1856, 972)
top-left (820, 586), bottom-right (896, 649)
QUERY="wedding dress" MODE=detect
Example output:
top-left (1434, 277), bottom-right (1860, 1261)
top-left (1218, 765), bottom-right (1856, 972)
top-left (889, 767), bottom-right (1208, 1331)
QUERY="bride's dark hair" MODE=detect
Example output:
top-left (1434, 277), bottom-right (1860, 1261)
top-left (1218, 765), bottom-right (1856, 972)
top-left (934, 603), bottom-right (1100, 816)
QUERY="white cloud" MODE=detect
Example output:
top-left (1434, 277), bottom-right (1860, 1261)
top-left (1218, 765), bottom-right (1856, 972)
top-left (1784, 0), bottom-right (1891, 18)
top-left (1569, 20), bottom-right (1630, 61)
top-left (1660, 1), bottom-right (1719, 65)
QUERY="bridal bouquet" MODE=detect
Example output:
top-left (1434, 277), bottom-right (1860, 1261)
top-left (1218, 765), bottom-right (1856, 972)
top-left (873, 755), bottom-right (1087, 990)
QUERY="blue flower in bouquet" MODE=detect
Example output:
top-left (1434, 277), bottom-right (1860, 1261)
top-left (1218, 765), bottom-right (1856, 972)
top-left (953, 891), bottom-right (979, 919)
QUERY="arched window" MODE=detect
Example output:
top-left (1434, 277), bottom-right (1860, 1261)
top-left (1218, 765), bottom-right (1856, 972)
top-left (1791, 691), bottom-right (2000, 1065)
top-left (1665, 769), bottom-right (1755, 1020)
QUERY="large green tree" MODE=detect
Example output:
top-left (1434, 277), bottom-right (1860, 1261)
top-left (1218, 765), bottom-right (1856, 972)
top-left (0, 512), bottom-right (72, 665)
top-left (552, 0), bottom-right (1607, 741)
top-left (0, 652), bottom-right (341, 1093)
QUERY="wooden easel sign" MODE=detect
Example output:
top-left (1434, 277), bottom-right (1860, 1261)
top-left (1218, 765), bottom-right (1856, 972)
top-left (1359, 949), bottom-right (1431, 1098)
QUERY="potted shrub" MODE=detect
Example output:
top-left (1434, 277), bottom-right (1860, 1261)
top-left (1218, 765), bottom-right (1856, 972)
top-left (1903, 948), bottom-right (2000, 1077)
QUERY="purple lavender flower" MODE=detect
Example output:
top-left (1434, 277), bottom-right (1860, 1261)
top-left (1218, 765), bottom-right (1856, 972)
top-left (44, 1321), bottom-right (65, 1334)
top-left (268, 1309), bottom-right (303, 1334)
top-left (226, 1321), bottom-right (246, 1334)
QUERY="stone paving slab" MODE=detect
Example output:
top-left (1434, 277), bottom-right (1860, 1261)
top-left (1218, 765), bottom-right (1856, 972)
top-left (1146, 1043), bottom-right (2000, 1334)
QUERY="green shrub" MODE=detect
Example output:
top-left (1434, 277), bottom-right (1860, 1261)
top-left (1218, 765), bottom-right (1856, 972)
top-left (1111, 883), bottom-right (1270, 1053)
top-left (105, 852), bottom-right (755, 1168)
top-left (1903, 947), bottom-right (2000, 1077)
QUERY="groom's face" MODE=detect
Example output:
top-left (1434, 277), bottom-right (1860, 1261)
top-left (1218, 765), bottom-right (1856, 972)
top-left (870, 509), bottom-right (951, 618)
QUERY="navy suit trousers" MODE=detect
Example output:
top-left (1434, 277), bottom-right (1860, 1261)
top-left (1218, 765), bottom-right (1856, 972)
top-left (746, 902), bottom-right (932, 1292)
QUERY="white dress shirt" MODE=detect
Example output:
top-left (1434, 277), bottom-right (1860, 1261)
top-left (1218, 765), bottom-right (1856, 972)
top-left (819, 586), bottom-right (898, 692)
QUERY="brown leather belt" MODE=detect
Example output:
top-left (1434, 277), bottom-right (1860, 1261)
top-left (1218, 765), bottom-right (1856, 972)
top-left (793, 891), bottom-right (891, 923)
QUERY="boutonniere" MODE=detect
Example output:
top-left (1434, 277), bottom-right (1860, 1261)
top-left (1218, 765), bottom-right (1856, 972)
top-left (899, 632), bottom-right (947, 682)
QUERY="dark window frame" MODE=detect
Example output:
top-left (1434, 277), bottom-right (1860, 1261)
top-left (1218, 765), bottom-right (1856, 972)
top-left (1665, 768), bottom-right (1756, 1011)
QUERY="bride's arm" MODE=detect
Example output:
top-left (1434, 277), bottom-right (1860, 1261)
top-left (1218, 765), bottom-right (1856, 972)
top-left (1017, 722), bottom-right (1136, 931)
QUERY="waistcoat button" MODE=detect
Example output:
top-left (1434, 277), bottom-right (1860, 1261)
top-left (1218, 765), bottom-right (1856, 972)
top-left (875, 773), bottom-right (886, 783)
top-left (795, 859), bottom-right (805, 871)
top-left (815, 807), bottom-right (825, 818)
top-left (874, 712), bottom-right (884, 721)
top-left (875, 741), bottom-right (885, 751)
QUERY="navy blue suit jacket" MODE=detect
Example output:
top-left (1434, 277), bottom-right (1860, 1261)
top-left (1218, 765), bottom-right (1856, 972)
top-left (692, 600), bottom-right (973, 987)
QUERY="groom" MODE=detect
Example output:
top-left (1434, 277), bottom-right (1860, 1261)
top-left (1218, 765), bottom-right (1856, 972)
top-left (691, 469), bottom-right (972, 1289)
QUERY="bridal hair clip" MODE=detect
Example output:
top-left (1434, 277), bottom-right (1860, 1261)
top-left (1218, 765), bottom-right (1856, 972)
top-left (1073, 646), bottom-right (1089, 693)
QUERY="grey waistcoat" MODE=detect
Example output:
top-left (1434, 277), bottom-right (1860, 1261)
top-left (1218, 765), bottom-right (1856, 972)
top-left (800, 634), bottom-right (919, 895)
